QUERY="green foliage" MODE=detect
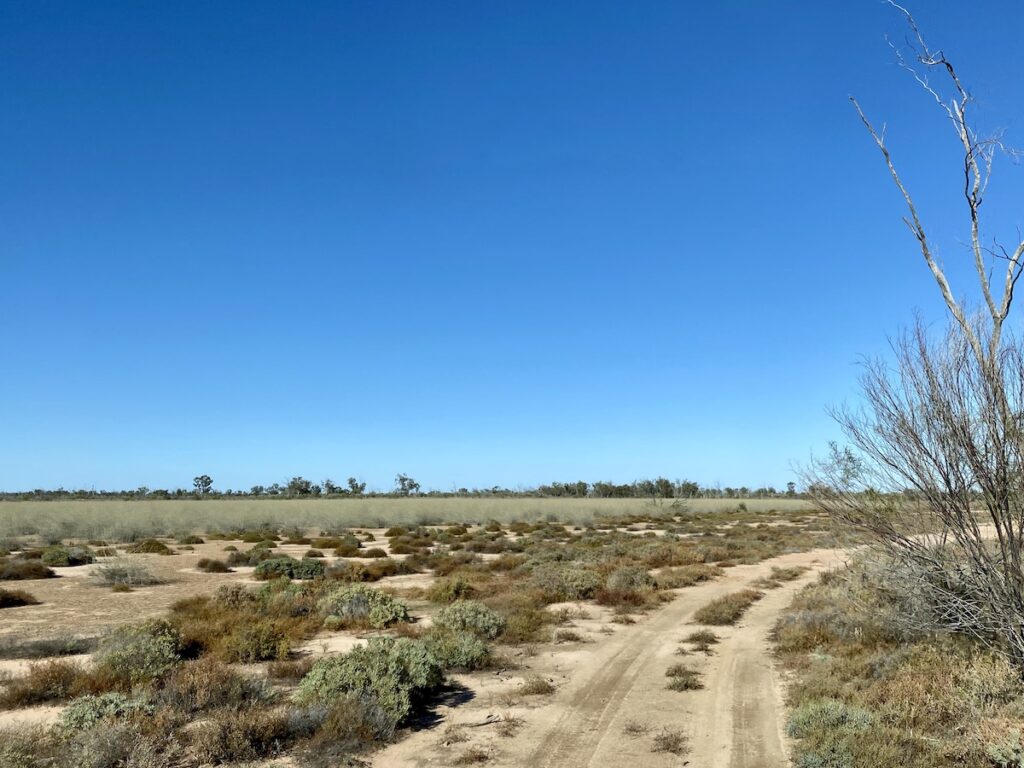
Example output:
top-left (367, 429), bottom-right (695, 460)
top-left (605, 566), bottom-right (655, 591)
top-left (988, 731), bottom-right (1024, 768)
top-left (41, 546), bottom-right (95, 567)
top-left (318, 584), bottom-right (410, 628)
top-left (434, 600), bottom-right (505, 639)
top-left (223, 619), bottom-right (291, 662)
top-left (253, 556), bottom-right (325, 580)
top-left (786, 700), bottom-right (874, 739)
top-left (693, 589), bottom-right (764, 625)
top-left (295, 637), bottom-right (443, 723)
top-left (423, 628), bottom-right (491, 671)
top-left (94, 618), bottom-right (182, 685)
top-left (530, 563), bottom-right (602, 601)
top-left (55, 693), bottom-right (152, 737)
top-left (427, 576), bottom-right (476, 603)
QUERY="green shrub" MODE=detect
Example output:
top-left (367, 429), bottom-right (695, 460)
top-left (223, 619), bottom-right (291, 663)
top-left (254, 556), bottom-right (325, 581)
top-left (606, 566), bottom-right (655, 591)
top-left (318, 584), bottom-right (410, 629)
top-left (41, 546), bottom-right (95, 567)
top-left (94, 619), bottom-right (182, 685)
top-left (55, 693), bottom-right (152, 736)
top-left (428, 576), bottom-right (476, 603)
top-left (227, 547), bottom-right (275, 567)
top-left (295, 637), bottom-right (443, 723)
top-left (530, 564), bottom-right (602, 601)
top-left (786, 700), bottom-right (874, 739)
top-left (423, 628), bottom-right (491, 671)
top-left (434, 600), bottom-right (505, 639)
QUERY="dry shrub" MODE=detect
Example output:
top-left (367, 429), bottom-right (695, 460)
top-left (651, 728), bottom-right (688, 755)
top-left (665, 663), bottom-right (702, 691)
top-left (0, 659), bottom-right (83, 707)
top-left (693, 589), bottom-right (763, 625)
top-left (268, 656), bottom-right (316, 682)
top-left (654, 564), bottom-right (723, 589)
top-left (0, 559), bottom-right (55, 581)
top-left (519, 675), bottom-right (555, 695)
top-left (196, 558), bottom-right (231, 573)
top-left (157, 657), bottom-right (273, 713)
top-left (188, 706), bottom-right (292, 764)
top-left (0, 588), bottom-right (40, 608)
top-left (682, 629), bottom-right (719, 654)
top-left (125, 539), bottom-right (173, 555)
top-left (453, 746), bottom-right (490, 764)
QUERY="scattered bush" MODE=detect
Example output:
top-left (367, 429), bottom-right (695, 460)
top-left (222, 619), bottom-right (292, 663)
top-left (652, 728), bottom-right (688, 755)
top-left (94, 619), bottom-right (182, 685)
top-left (0, 659), bottom-right (83, 707)
top-left (606, 566), bottom-right (655, 591)
top-left (530, 564), bottom-right (602, 601)
top-left (295, 637), bottom-right (443, 723)
top-left (423, 628), bottom-right (491, 671)
top-left (654, 564), bottom-right (723, 589)
top-left (319, 584), bottom-right (410, 629)
top-left (666, 663), bottom-right (703, 690)
top-left (41, 546), bottom-right (95, 567)
top-left (693, 589), bottom-right (764, 625)
top-left (304, 549), bottom-right (325, 558)
top-left (157, 657), bottom-right (273, 713)
top-left (434, 600), bottom-right (505, 639)
top-left (254, 556), bottom-right (325, 581)
top-left (91, 559), bottom-right (162, 588)
top-left (0, 559), bottom-right (55, 580)
top-left (0, 587), bottom-right (39, 607)
top-left (188, 707), bottom-right (292, 764)
top-left (196, 558), bottom-right (232, 573)
top-left (428, 576), bottom-right (477, 603)
top-left (178, 535), bottom-right (204, 545)
top-left (786, 699), bottom-right (875, 740)
top-left (355, 547), bottom-right (388, 559)
top-left (519, 675), bottom-right (555, 695)
top-left (125, 539), bottom-right (173, 555)
top-left (296, 692), bottom-right (399, 761)
top-left (55, 692), bottom-right (152, 736)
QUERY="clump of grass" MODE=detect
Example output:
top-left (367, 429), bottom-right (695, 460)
top-left (453, 746), bottom-right (490, 764)
top-left (622, 719), bottom-right (649, 736)
top-left (0, 587), bottom-right (40, 608)
top-left (693, 589), bottom-right (763, 625)
top-left (666, 663), bottom-right (703, 690)
top-left (554, 628), bottom-right (584, 643)
top-left (519, 675), bottom-right (555, 695)
top-left (0, 659), bottom-right (84, 707)
top-left (496, 712), bottom-right (524, 738)
top-left (652, 727), bottom-right (688, 755)
top-left (682, 629), bottom-right (720, 654)
top-left (267, 656), bottom-right (315, 682)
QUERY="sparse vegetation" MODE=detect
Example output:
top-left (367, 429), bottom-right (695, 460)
top-left (693, 589), bottom-right (764, 625)
top-left (0, 587), bottom-right (40, 607)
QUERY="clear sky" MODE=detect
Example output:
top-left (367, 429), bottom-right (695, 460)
top-left (2, 1), bottom-right (1023, 493)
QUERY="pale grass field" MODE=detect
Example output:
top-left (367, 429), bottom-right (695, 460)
top-left (0, 497), bottom-right (814, 540)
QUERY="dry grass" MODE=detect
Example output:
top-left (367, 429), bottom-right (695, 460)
top-left (0, 587), bottom-right (40, 608)
top-left (519, 675), bottom-right (556, 695)
top-left (665, 663), bottom-right (703, 691)
top-left (0, 497), bottom-right (815, 540)
top-left (651, 727), bottom-right (689, 755)
top-left (693, 589), bottom-right (764, 625)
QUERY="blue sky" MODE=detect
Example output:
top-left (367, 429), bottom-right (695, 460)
top-left (2, 1), bottom-right (1023, 492)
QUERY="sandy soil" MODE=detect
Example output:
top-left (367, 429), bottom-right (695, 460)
top-left (375, 547), bottom-right (846, 768)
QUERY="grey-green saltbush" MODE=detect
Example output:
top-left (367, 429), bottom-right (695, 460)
top-left (55, 693), bottom-right (152, 737)
top-left (253, 556), bottom-right (325, 581)
top-left (423, 628), bottom-right (491, 671)
top-left (318, 584), bottom-right (409, 629)
top-left (606, 566), bottom-right (655, 591)
top-left (94, 619), bottom-right (181, 684)
top-left (434, 600), bottom-right (504, 639)
top-left (786, 699), bottom-right (874, 739)
top-left (530, 563), bottom-right (602, 601)
top-left (295, 637), bottom-right (443, 723)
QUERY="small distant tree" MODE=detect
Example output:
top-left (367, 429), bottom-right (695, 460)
top-left (287, 476), bottom-right (319, 496)
top-left (347, 477), bottom-right (367, 495)
top-left (785, 482), bottom-right (796, 497)
top-left (394, 474), bottom-right (420, 496)
top-left (193, 475), bottom-right (213, 497)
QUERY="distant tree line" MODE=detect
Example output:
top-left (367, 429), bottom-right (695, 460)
top-left (0, 475), bottom-right (806, 500)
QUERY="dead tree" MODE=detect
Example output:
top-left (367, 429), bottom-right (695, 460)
top-left (809, 2), bottom-right (1024, 667)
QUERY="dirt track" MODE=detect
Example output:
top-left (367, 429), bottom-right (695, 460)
top-left (378, 547), bottom-right (845, 768)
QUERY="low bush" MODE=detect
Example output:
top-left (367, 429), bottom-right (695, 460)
top-left (222, 619), bottom-right (292, 663)
top-left (0, 659), bottom-right (83, 707)
top-left (91, 559), bottom-right (162, 588)
top-left (55, 692), bottom-right (152, 736)
top-left (530, 564), bottom-right (602, 601)
top-left (94, 619), bottom-right (182, 685)
top-left (295, 693), bottom-right (399, 762)
top-left (355, 547), bottom-right (388, 559)
top-left (519, 674), bottom-right (555, 695)
top-left (0, 558), bottom-right (55, 580)
top-left (0, 587), bottom-right (40, 607)
top-left (666, 663), bottom-right (703, 690)
top-left (188, 706), bottom-right (293, 764)
top-left (606, 566), bottom-right (655, 591)
top-left (227, 547), bottom-right (276, 567)
top-left (254, 556), bottom-right (325, 581)
top-left (295, 637), bottom-right (443, 723)
top-left (304, 549), bottom-right (325, 558)
top-left (41, 546), bottom-right (95, 567)
top-left (652, 728), bottom-right (688, 755)
top-left (693, 589), bottom-right (764, 625)
top-left (157, 657), bottom-right (273, 713)
top-left (427, 576), bottom-right (477, 603)
top-left (654, 564), bottom-right (723, 589)
top-left (434, 600), bottom-right (505, 639)
top-left (196, 558), bottom-right (232, 573)
top-left (177, 535), bottom-right (204, 545)
top-left (423, 628), bottom-right (491, 671)
top-left (319, 584), bottom-right (410, 629)
top-left (125, 539), bottom-right (173, 555)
